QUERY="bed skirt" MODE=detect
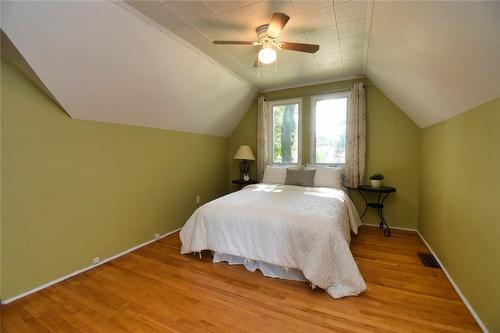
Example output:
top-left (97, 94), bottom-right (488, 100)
top-left (213, 252), bottom-right (307, 283)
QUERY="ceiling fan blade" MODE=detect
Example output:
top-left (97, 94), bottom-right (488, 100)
top-left (213, 41), bottom-right (254, 45)
top-left (281, 42), bottom-right (320, 53)
top-left (266, 13), bottom-right (290, 38)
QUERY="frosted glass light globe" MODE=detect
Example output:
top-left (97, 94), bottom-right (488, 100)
top-left (258, 47), bottom-right (276, 64)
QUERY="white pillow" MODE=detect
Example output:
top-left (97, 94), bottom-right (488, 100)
top-left (262, 166), bottom-right (287, 184)
top-left (306, 166), bottom-right (344, 188)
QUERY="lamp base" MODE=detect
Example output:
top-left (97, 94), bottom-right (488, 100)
top-left (239, 160), bottom-right (250, 180)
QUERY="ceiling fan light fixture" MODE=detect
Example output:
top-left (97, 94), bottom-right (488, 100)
top-left (212, 12), bottom-right (319, 71)
top-left (258, 47), bottom-right (276, 64)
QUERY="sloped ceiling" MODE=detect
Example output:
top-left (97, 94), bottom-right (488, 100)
top-left (367, 1), bottom-right (500, 128)
top-left (1, 0), bottom-right (257, 137)
top-left (0, 30), bottom-right (63, 111)
top-left (2, 1), bottom-right (499, 133)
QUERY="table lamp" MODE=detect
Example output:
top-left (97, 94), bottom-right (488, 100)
top-left (234, 145), bottom-right (255, 181)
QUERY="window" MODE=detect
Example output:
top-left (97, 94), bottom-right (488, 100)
top-left (311, 93), bottom-right (349, 165)
top-left (269, 98), bottom-right (301, 164)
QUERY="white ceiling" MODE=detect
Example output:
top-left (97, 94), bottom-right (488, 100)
top-left (124, 0), bottom-right (371, 90)
top-left (2, 0), bottom-right (499, 133)
top-left (367, 1), bottom-right (500, 127)
top-left (1, 0), bottom-right (256, 137)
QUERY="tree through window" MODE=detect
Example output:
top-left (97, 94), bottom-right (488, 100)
top-left (270, 100), bottom-right (300, 164)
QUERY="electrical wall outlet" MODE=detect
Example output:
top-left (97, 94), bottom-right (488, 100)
top-left (92, 257), bottom-right (101, 265)
top-left (154, 233), bottom-right (160, 240)
top-left (196, 196), bottom-right (201, 204)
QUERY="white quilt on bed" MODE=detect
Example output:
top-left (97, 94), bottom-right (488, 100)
top-left (180, 184), bottom-right (366, 298)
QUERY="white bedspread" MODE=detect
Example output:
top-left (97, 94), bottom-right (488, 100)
top-left (180, 184), bottom-right (366, 298)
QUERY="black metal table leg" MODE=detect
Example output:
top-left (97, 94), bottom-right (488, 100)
top-left (378, 192), bottom-right (392, 237)
top-left (357, 185), bottom-right (395, 237)
top-left (359, 190), bottom-right (368, 218)
top-left (376, 193), bottom-right (383, 229)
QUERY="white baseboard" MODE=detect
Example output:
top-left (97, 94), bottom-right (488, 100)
top-left (416, 230), bottom-right (488, 333)
top-left (1, 227), bottom-right (182, 305)
top-left (361, 223), bottom-right (487, 332)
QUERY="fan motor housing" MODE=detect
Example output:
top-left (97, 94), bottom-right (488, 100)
top-left (256, 24), bottom-right (270, 40)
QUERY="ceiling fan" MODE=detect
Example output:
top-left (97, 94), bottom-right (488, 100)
top-left (213, 13), bottom-right (320, 67)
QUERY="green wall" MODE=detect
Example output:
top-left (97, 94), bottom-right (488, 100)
top-left (0, 58), bottom-right (228, 300)
top-left (228, 80), bottom-right (421, 229)
top-left (418, 98), bottom-right (500, 332)
top-left (228, 100), bottom-right (258, 189)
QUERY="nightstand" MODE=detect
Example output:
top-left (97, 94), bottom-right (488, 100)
top-left (357, 185), bottom-right (396, 237)
top-left (232, 179), bottom-right (258, 190)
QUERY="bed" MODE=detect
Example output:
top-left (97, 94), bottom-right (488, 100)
top-left (180, 180), bottom-right (366, 299)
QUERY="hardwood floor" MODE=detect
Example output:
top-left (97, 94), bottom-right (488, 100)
top-left (2, 226), bottom-right (480, 332)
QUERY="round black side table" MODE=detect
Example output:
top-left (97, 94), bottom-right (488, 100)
top-left (357, 185), bottom-right (396, 237)
top-left (232, 179), bottom-right (258, 190)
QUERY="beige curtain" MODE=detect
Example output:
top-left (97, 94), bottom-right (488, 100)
top-left (345, 82), bottom-right (366, 188)
top-left (257, 96), bottom-right (269, 181)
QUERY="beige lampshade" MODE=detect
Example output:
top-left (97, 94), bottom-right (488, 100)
top-left (234, 145), bottom-right (255, 160)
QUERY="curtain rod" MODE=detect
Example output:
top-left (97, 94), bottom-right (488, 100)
top-left (260, 87), bottom-right (352, 100)
top-left (260, 82), bottom-right (372, 101)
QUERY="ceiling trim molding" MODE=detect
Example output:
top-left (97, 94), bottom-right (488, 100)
top-left (331, 3), bottom-right (344, 74)
top-left (260, 75), bottom-right (365, 93)
top-left (112, 0), bottom-right (257, 91)
top-left (363, 0), bottom-right (374, 74)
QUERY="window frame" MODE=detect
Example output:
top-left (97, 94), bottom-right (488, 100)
top-left (310, 91), bottom-right (350, 166)
top-left (268, 98), bottom-right (302, 166)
